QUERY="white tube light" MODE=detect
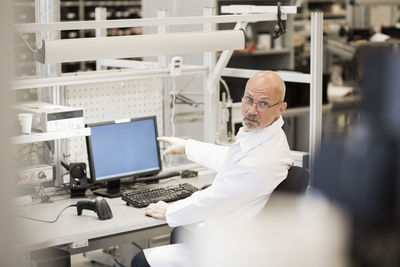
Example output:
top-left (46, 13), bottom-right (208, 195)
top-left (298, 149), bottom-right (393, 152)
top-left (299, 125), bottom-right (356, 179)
top-left (15, 14), bottom-right (282, 33)
top-left (36, 30), bottom-right (245, 64)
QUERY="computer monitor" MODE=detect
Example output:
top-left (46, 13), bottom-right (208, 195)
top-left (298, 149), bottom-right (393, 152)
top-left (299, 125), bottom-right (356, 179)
top-left (86, 116), bottom-right (162, 198)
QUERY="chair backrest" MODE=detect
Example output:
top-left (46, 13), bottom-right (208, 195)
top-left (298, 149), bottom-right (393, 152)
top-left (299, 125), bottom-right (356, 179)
top-left (273, 166), bottom-right (309, 195)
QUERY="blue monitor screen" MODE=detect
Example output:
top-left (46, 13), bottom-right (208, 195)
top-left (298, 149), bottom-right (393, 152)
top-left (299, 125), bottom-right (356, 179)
top-left (87, 117), bottom-right (161, 182)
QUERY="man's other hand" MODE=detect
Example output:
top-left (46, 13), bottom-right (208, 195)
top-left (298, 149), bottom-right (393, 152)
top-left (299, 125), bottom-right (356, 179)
top-left (157, 137), bottom-right (186, 155)
top-left (145, 201), bottom-right (169, 220)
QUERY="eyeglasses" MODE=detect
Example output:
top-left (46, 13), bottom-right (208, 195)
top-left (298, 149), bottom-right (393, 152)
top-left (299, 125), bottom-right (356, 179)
top-left (242, 96), bottom-right (281, 111)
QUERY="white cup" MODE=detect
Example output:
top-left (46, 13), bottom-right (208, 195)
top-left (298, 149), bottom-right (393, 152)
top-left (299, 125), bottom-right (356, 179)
top-left (18, 113), bottom-right (33, 135)
top-left (273, 38), bottom-right (282, 50)
top-left (257, 33), bottom-right (271, 50)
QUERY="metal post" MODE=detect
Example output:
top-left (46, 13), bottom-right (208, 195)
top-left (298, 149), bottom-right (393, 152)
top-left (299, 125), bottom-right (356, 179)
top-left (35, 0), bottom-right (63, 186)
top-left (95, 7), bottom-right (107, 71)
top-left (79, 0), bottom-right (85, 70)
top-left (203, 6), bottom-right (216, 143)
top-left (309, 12), bottom-right (324, 183)
top-left (35, 0), bottom-right (61, 81)
top-left (157, 9), bottom-right (168, 68)
top-left (346, 0), bottom-right (354, 28)
top-left (157, 9), bottom-right (168, 137)
top-left (390, 5), bottom-right (398, 26)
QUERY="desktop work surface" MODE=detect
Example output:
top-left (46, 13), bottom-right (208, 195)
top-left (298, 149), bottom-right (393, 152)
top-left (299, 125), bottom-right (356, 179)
top-left (15, 171), bottom-right (216, 264)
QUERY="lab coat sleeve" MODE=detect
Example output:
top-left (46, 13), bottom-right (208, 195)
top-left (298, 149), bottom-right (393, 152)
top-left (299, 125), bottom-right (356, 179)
top-left (166, 158), bottom-right (278, 227)
top-left (185, 139), bottom-right (230, 172)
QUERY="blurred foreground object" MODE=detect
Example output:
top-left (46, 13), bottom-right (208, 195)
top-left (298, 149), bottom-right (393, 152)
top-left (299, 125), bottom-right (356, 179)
top-left (1, 0), bottom-right (17, 266)
top-left (194, 194), bottom-right (349, 267)
top-left (314, 45), bottom-right (400, 267)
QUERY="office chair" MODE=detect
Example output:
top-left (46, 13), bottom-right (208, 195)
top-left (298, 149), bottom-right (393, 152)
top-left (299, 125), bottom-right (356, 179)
top-left (261, 166), bottom-right (309, 215)
top-left (271, 166), bottom-right (310, 196)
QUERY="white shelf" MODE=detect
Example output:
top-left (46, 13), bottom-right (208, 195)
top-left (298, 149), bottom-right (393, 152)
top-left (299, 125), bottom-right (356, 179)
top-left (11, 128), bottom-right (91, 145)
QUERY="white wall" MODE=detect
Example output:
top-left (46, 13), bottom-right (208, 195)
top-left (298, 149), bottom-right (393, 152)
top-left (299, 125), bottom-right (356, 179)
top-left (370, 5), bottom-right (398, 32)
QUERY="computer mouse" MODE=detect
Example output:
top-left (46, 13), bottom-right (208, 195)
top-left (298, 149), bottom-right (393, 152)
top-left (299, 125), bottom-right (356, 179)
top-left (77, 197), bottom-right (113, 220)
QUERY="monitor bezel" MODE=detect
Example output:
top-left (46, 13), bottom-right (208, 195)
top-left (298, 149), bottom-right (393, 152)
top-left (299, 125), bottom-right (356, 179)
top-left (86, 115), bottom-right (162, 184)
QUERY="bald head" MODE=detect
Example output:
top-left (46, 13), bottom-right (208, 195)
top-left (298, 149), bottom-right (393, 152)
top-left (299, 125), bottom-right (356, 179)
top-left (246, 71), bottom-right (286, 102)
top-left (242, 71), bottom-right (287, 131)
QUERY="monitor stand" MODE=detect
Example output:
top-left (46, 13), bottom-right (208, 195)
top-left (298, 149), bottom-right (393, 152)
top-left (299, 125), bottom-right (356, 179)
top-left (93, 180), bottom-right (121, 198)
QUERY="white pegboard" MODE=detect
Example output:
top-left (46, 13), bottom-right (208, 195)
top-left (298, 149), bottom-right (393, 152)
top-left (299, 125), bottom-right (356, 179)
top-left (63, 78), bottom-right (163, 168)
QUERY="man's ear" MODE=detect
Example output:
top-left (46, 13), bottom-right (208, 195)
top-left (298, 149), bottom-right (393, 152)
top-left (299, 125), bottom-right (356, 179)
top-left (279, 102), bottom-right (287, 114)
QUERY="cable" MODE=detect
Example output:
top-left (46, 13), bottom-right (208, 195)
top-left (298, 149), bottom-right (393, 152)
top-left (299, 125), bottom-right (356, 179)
top-left (220, 78), bottom-right (232, 100)
top-left (17, 204), bottom-right (76, 223)
top-left (37, 182), bottom-right (52, 203)
top-left (170, 77), bottom-right (177, 138)
top-left (105, 246), bottom-right (124, 267)
top-left (17, 32), bottom-right (39, 53)
top-left (131, 241), bottom-right (144, 252)
top-left (31, 187), bottom-right (69, 200)
top-left (177, 77), bottom-right (197, 94)
top-left (112, 258), bottom-right (124, 267)
top-left (49, 187), bottom-right (69, 197)
top-left (168, 77), bottom-right (177, 168)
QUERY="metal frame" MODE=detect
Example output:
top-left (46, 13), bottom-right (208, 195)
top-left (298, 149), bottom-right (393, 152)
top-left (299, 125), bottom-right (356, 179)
top-left (222, 68), bottom-right (312, 84)
top-left (35, 0), bottom-right (64, 185)
top-left (12, 128), bottom-right (91, 145)
top-left (203, 7), bottom-right (217, 143)
top-left (310, 12), bottom-right (324, 182)
top-left (13, 8), bottom-right (290, 142)
top-left (11, 66), bottom-right (207, 90)
top-left (157, 9), bottom-right (169, 137)
top-left (218, 12), bottom-right (324, 180)
top-left (98, 59), bottom-right (159, 69)
top-left (95, 7), bottom-right (107, 71)
top-left (14, 5), bottom-right (323, 181)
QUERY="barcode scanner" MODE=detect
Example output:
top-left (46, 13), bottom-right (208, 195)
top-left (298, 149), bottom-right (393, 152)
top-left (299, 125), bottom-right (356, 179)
top-left (76, 198), bottom-right (113, 220)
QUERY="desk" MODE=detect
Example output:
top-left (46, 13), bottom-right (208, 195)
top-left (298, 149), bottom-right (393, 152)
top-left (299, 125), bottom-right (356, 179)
top-left (15, 168), bottom-right (216, 267)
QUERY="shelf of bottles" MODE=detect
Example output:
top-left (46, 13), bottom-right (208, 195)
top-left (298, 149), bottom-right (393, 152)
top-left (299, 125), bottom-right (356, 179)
top-left (14, 1), bottom-right (141, 75)
top-left (60, 0), bottom-right (142, 73)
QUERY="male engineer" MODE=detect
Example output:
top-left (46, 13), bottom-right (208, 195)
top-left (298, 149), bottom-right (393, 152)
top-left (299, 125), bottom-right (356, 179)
top-left (132, 71), bottom-right (294, 267)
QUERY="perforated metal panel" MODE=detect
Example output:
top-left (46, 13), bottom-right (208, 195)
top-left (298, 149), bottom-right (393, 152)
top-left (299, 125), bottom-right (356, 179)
top-left (63, 78), bottom-right (163, 168)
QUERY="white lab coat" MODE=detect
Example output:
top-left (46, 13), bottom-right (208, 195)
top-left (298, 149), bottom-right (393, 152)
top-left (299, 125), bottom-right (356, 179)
top-left (144, 116), bottom-right (293, 267)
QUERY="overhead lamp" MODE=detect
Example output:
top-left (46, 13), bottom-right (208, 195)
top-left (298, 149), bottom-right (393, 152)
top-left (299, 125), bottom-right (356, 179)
top-left (35, 30), bottom-right (245, 64)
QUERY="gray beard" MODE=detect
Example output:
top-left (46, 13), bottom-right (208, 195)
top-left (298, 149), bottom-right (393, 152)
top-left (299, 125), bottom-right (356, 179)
top-left (242, 118), bottom-right (262, 132)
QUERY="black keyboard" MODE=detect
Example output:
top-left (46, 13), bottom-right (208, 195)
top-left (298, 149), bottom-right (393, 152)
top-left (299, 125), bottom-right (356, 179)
top-left (122, 183), bottom-right (199, 208)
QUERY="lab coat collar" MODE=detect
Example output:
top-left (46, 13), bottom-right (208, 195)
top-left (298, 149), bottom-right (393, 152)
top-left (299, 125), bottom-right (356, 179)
top-left (235, 116), bottom-right (284, 152)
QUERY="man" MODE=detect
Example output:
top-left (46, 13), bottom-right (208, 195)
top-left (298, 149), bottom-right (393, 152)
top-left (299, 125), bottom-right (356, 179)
top-left (132, 71), bottom-right (293, 267)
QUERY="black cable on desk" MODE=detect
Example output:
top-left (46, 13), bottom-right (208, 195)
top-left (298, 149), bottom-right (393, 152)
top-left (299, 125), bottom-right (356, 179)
top-left (17, 204), bottom-right (77, 223)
